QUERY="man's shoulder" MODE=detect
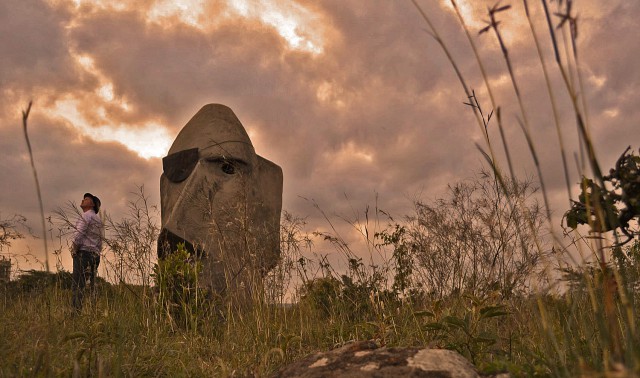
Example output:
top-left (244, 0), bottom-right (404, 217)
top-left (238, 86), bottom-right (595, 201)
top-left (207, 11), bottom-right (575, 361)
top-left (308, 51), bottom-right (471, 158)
top-left (84, 210), bottom-right (102, 223)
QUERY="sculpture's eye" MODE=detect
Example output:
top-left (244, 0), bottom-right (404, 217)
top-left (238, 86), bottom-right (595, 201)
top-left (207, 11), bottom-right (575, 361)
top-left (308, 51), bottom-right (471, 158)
top-left (163, 148), bottom-right (199, 183)
top-left (204, 156), bottom-right (247, 176)
top-left (221, 162), bottom-right (236, 175)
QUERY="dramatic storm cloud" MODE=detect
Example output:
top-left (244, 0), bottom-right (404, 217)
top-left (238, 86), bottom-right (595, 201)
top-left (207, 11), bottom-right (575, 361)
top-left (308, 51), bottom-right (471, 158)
top-left (1, 0), bottom-right (638, 274)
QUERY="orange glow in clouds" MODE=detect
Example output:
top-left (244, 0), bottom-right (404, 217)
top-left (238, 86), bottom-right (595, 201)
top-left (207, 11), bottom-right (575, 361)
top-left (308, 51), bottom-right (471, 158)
top-left (43, 0), bottom-right (325, 160)
top-left (45, 53), bottom-right (172, 159)
top-left (441, 0), bottom-right (485, 29)
top-left (440, 0), bottom-right (525, 44)
top-left (226, 0), bottom-right (324, 54)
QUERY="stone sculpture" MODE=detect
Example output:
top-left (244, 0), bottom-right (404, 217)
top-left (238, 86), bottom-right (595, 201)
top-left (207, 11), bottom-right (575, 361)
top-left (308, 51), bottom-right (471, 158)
top-left (158, 104), bottom-right (283, 295)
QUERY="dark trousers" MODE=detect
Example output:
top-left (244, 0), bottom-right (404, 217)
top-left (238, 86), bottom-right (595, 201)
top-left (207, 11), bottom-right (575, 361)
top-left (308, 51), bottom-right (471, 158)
top-left (72, 250), bottom-right (100, 312)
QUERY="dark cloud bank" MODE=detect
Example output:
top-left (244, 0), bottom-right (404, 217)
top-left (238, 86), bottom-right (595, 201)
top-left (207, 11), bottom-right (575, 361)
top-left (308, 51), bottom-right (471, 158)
top-left (1, 0), bottom-right (638, 272)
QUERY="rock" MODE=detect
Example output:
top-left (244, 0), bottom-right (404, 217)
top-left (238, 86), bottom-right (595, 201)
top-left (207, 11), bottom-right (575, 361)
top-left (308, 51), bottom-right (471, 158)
top-left (273, 340), bottom-right (501, 377)
top-left (158, 104), bottom-right (283, 296)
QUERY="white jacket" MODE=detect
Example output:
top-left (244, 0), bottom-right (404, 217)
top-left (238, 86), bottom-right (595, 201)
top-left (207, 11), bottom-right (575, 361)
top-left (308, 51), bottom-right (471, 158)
top-left (72, 209), bottom-right (103, 255)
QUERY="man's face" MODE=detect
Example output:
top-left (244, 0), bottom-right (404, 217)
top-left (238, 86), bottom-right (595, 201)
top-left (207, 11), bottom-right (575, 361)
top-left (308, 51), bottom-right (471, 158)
top-left (159, 104), bottom-right (282, 292)
top-left (81, 196), bottom-right (94, 210)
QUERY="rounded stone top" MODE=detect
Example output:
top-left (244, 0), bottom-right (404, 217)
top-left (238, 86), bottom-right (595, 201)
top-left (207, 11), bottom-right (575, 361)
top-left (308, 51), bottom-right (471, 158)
top-left (168, 104), bottom-right (254, 156)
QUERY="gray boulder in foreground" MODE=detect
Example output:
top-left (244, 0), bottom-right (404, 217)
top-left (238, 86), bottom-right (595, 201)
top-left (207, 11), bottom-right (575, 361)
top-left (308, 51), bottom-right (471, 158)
top-left (274, 340), bottom-right (509, 377)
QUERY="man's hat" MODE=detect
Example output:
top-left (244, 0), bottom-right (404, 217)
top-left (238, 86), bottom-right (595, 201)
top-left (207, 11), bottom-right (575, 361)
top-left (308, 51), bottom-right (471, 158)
top-left (84, 193), bottom-right (101, 213)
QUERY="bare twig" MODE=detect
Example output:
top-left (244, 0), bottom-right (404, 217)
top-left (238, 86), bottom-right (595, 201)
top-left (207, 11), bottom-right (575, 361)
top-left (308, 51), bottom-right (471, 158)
top-left (22, 101), bottom-right (50, 273)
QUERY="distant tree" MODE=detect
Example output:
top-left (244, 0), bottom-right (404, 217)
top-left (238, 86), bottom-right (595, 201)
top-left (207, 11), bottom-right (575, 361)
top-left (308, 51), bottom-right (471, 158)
top-left (0, 214), bottom-right (26, 252)
top-left (1, 270), bottom-right (109, 295)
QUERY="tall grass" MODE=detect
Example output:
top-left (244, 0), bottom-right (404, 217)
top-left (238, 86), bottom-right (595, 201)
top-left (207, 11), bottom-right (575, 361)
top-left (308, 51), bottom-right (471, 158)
top-left (1, 1), bottom-right (639, 376)
top-left (5, 179), bottom-right (637, 376)
top-left (411, 0), bottom-right (639, 375)
top-left (21, 101), bottom-right (49, 273)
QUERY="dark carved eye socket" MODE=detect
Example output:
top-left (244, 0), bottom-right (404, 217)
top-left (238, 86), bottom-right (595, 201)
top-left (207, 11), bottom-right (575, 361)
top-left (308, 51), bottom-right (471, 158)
top-left (221, 162), bottom-right (236, 174)
top-left (204, 157), bottom-right (244, 175)
top-left (163, 148), bottom-right (199, 183)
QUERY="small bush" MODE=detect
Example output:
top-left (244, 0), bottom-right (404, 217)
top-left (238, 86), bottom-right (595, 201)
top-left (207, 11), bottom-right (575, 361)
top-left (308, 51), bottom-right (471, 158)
top-left (152, 243), bottom-right (209, 329)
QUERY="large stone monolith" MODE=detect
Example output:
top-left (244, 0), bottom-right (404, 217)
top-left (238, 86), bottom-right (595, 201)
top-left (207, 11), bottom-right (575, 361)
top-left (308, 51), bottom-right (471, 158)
top-left (158, 104), bottom-right (283, 296)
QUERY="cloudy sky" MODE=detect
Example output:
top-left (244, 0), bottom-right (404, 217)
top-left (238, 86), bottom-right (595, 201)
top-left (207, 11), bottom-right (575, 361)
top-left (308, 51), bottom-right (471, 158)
top-left (1, 0), bottom-right (638, 275)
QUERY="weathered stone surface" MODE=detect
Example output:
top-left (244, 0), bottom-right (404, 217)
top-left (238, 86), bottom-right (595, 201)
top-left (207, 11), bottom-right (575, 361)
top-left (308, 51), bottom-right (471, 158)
top-left (273, 341), bottom-right (485, 378)
top-left (158, 104), bottom-right (282, 295)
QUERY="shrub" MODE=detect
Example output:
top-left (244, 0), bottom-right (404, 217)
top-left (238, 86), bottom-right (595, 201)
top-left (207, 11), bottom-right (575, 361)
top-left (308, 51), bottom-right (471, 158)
top-left (152, 243), bottom-right (208, 329)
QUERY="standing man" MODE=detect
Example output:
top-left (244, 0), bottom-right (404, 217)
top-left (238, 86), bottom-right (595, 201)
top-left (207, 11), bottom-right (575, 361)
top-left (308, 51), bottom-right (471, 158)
top-left (71, 193), bottom-right (103, 313)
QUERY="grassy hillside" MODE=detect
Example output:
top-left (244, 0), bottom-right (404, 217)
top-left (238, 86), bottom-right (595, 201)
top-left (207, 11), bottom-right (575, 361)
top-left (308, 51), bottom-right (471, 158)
top-left (2, 233), bottom-right (640, 376)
